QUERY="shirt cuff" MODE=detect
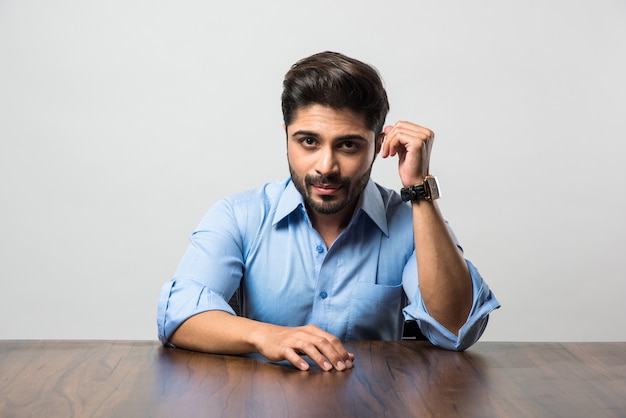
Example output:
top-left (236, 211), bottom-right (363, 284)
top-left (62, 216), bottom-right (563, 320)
top-left (402, 260), bottom-right (500, 351)
top-left (157, 278), bottom-right (236, 347)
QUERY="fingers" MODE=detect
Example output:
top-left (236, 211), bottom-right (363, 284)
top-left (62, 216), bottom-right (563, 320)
top-left (265, 325), bottom-right (354, 372)
top-left (295, 331), bottom-right (353, 371)
top-left (282, 347), bottom-right (312, 371)
top-left (381, 121), bottom-right (434, 159)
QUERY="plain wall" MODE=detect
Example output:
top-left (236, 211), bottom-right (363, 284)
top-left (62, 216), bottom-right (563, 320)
top-left (1, 0), bottom-right (625, 341)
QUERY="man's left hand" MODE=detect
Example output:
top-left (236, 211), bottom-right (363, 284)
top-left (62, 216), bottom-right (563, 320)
top-left (381, 121), bottom-right (434, 187)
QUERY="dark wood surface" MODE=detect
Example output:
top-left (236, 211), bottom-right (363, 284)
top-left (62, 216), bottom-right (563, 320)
top-left (1, 340), bottom-right (625, 417)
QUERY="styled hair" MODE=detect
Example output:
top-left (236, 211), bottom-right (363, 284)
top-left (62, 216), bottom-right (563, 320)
top-left (281, 51), bottom-right (390, 135)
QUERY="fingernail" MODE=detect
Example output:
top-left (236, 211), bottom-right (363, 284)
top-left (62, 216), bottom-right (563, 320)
top-left (345, 359), bottom-right (353, 369)
top-left (323, 361), bottom-right (332, 371)
top-left (336, 361), bottom-right (346, 370)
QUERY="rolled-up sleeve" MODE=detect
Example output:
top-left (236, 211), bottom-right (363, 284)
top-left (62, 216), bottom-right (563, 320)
top-left (403, 259), bottom-right (500, 351)
top-left (157, 278), bottom-right (236, 347)
top-left (157, 198), bottom-right (245, 346)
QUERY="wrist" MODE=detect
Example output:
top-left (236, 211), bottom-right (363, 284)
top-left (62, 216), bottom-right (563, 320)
top-left (400, 175), bottom-right (441, 202)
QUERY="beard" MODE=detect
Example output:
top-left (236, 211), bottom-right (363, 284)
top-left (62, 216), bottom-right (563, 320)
top-left (289, 164), bottom-right (373, 215)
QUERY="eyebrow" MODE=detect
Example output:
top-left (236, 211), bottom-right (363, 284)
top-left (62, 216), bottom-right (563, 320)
top-left (291, 130), bottom-right (369, 142)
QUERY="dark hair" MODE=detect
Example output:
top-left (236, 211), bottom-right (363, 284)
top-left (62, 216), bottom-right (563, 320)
top-left (281, 51), bottom-right (390, 135)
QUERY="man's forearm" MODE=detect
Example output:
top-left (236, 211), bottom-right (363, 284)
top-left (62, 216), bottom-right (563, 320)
top-left (411, 200), bottom-right (473, 335)
top-left (169, 310), bottom-right (354, 372)
top-left (170, 310), bottom-right (261, 354)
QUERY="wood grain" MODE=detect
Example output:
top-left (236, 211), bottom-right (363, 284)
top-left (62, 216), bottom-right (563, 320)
top-left (1, 341), bottom-right (625, 417)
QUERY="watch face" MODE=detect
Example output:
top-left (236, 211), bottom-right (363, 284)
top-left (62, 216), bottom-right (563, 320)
top-left (425, 176), bottom-right (440, 200)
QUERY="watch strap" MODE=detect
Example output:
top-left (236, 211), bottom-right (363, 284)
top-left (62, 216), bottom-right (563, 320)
top-left (400, 176), bottom-right (440, 202)
top-left (400, 184), bottom-right (427, 202)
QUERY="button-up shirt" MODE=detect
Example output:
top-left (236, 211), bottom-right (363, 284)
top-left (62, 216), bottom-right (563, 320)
top-left (157, 178), bottom-right (499, 351)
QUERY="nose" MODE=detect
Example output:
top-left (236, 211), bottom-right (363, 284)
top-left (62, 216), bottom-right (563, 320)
top-left (315, 146), bottom-right (339, 177)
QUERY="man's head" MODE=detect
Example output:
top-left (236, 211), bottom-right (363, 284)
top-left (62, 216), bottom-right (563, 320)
top-left (282, 52), bottom-right (390, 219)
top-left (281, 51), bottom-right (390, 137)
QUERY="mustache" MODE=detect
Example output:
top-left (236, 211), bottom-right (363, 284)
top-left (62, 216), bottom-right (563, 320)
top-left (305, 174), bottom-right (350, 186)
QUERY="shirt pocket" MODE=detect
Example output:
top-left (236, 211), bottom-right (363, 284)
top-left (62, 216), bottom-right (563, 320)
top-left (346, 281), bottom-right (404, 340)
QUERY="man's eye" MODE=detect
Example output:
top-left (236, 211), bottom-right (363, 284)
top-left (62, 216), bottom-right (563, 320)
top-left (340, 141), bottom-right (358, 151)
top-left (301, 137), bottom-right (317, 146)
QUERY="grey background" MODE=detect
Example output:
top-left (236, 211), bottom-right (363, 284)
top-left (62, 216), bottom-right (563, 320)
top-left (1, 0), bottom-right (625, 342)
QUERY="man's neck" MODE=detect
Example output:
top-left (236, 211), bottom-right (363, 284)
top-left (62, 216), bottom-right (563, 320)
top-left (307, 203), bottom-right (356, 249)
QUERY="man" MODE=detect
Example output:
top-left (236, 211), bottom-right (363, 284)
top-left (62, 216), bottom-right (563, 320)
top-left (157, 51), bottom-right (499, 371)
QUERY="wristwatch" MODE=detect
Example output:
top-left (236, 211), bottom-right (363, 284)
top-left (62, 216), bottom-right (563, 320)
top-left (400, 175), bottom-right (441, 202)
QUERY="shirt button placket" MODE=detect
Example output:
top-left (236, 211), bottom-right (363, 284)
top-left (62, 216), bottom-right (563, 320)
top-left (314, 244), bottom-right (329, 301)
top-left (311, 240), bottom-right (333, 331)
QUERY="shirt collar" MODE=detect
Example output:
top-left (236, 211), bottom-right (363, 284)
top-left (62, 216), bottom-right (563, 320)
top-left (360, 179), bottom-right (389, 236)
top-left (273, 180), bottom-right (304, 226)
top-left (273, 178), bottom-right (389, 236)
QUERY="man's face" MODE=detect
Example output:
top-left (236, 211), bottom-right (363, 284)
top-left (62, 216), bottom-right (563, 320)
top-left (286, 104), bottom-right (380, 217)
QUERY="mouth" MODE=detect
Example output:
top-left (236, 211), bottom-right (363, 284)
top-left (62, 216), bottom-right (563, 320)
top-left (310, 182), bottom-right (342, 196)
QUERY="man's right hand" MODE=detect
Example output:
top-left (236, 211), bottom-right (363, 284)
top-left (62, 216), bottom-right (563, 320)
top-left (251, 323), bottom-right (355, 371)
top-left (170, 311), bottom-right (354, 372)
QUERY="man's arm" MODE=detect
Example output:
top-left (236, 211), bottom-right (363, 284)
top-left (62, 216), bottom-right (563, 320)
top-left (158, 195), bottom-right (354, 372)
top-left (381, 121), bottom-right (472, 335)
top-left (170, 311), bottom-right (354, 371)
top-left (409, 200), bottom-right (472, 334)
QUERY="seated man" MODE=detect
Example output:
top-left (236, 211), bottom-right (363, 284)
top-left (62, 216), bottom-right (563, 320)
top-left (157, 51), bottom-right (499, 371)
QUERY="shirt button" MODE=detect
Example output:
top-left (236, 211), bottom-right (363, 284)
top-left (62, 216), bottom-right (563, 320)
top-left (315, 245), bottom-right (324, 253)
top-left (319, 291), bottom-right (328, 299)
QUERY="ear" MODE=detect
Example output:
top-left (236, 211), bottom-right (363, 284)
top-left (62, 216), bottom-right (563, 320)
top-left (375, 132), bottom-right (384, 155)
top-left (283, 123), bottom-right (289, 139)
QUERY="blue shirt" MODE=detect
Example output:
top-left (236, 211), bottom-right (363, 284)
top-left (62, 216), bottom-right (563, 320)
top-left (157, 178), bottom-right (499, 351)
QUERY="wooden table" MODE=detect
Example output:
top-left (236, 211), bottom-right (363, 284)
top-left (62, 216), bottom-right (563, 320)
top-left (1, 340), bottom-right (625, 417)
